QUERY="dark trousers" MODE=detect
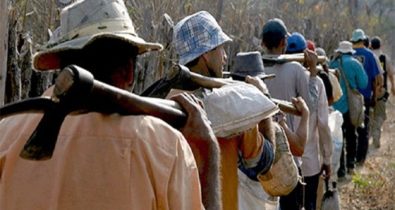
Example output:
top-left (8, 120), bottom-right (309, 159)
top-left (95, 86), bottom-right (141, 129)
top-left (338, 111), bottom-right (357, 177)
top-left (356, 99), bottom-right (371, 164)
top-left (280, 168), bottom-right (303, 210)
top-left (303, 173), bottom-right (320, 210)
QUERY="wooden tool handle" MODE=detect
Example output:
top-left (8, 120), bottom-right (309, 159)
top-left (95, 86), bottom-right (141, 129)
top-left (262, 53), bottom-right (327, 64)
top-left (58, 65), bottom-right (187, 128)
top-left (182, 66), bottom-right (301, 116)
top-left (271, 98), bottom-right (301, 116)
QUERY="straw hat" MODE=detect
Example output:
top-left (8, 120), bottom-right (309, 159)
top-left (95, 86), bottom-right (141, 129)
top-left (33, 0), bottom-right (163, 71)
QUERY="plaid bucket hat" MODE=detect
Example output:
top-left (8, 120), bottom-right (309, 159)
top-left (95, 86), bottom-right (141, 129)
top-left (33, 0), bottom-right (163, 71)
top-left (173, 11), bottom-right (232, 65)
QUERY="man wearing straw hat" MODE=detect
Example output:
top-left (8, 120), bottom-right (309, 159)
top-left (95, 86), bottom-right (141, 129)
top-left (329, 41), bottom-right (368, 181)
top-left (173, 11), bottom-right (275, 210)
top-left (0, 0), bottom-right (221, 209)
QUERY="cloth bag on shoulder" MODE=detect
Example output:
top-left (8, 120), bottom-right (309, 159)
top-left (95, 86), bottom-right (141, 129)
top-left (257, 123), bottom-right (299, 196)
top-left (339, 58), bottom-right (365, 127)
top-left (328, 70), bottom-right (343, 103)
top-left (346, 89), bottom-right (365, 127)
top-left (199, 83), bottom-right (279, 137)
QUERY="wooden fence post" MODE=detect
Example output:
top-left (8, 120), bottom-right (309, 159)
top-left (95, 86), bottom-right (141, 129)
top-left (0, 0), bottom-right (9, 106)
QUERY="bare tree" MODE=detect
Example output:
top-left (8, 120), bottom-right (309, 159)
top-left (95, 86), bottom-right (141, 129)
top-left (2, 0), bottom-right (395, 104)
top-left (0, 0), bottom-right (9, 106)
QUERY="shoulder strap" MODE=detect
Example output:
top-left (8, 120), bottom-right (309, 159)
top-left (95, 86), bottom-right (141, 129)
top-left (338, 57), bottom-right (352, 93)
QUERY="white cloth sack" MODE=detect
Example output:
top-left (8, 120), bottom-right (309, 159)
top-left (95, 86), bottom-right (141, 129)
top-left (321, 181), bottom-right (341, 210)
top-left (328, 109), bottom-right (343, 180)
top-left (201, 83), bottom-right (279, 137)
top-left (238, 169), bottom-right (279, 210)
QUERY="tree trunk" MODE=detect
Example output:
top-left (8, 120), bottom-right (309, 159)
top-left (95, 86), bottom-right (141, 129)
top-left (5, 8), bottom-right (21, 104)
top-left (0, 0), bottom-right (9, 106)
top-left (216, 0), bottom-right (224, 22)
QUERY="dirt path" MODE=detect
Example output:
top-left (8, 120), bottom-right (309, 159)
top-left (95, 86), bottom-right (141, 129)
top-left (338, 97), bottom-right (395, 210)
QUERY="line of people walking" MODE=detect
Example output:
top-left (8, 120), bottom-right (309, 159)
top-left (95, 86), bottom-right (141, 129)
top-left (0, 0), bottom-right (394, 210)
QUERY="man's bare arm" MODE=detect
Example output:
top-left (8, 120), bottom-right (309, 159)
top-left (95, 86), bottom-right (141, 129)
top-left (172, 93), bottom-right (221, 210)
top-left (279, 97), bottom-right (309, 156)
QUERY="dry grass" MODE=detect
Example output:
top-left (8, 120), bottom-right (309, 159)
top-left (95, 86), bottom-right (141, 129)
top-left (339, 98), bottom-right (395, 210)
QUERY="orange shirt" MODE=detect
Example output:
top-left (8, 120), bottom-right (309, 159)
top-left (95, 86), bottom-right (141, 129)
top-left (0, 112), bottom-right (203, 210)
top-left (218, 126), bottom-right (263, 210)
top-left (167, 89), bottom-right (264, 210)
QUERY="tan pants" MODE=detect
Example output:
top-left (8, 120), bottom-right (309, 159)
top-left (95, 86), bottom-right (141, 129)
top-left (370, 99), bottom-right (387, 147)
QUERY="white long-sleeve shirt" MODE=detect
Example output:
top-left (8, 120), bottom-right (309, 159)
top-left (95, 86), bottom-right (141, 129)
top-left (301, 76), bottom-right (332, 177)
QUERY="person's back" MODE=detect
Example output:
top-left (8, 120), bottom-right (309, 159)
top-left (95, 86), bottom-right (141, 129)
top-left (329, 40), bottom-right (368, 179)
top-left (369, 36), bottom-right (395, 148)
top-left (350, 29), bottom-right (381, 165)
top-left (261, 22), bottom-right (311, 136)
top-left (264, 63), bottom-right (308, 209)
top-left (330, 54), bottom-right (368, 114)
top-left (371, 36), bottom-right (395, 96)
top-left (173, 11), bottom-right (275, 210)
top-left (284, 32), bottom-right (332, 210)
top-left (350, 29), bottom-right (380, 101)
top-left (0, 112), bottom-right (202, 210)
top-left (260, 19), bottom-right (317, 210)
top-left (264, 61), bottom-right (310, 131)
top-left (353, 47), bottom-right (380, 99)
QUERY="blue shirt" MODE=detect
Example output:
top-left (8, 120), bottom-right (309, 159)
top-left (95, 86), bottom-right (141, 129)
top-left (353, 47), bottom-right (381, 99)
top-left (238, 139), bottom-right (274, 181)
top-left (329, 54), bottom-right (368, 113)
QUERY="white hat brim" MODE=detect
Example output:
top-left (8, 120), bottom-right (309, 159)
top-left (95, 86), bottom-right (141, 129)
top-left (335, 49), bottom-right (356, 54)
